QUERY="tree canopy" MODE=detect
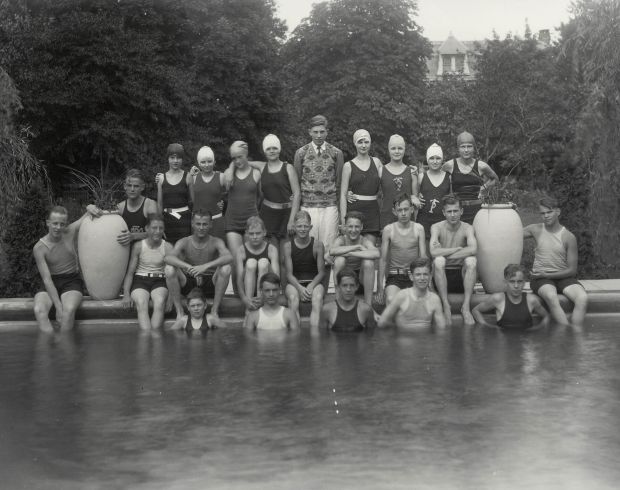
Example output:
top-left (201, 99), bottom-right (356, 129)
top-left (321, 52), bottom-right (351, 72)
top-left (280, 0), bottom-right (431, 161)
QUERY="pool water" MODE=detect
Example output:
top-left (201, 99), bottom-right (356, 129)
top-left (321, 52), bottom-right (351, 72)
top-left (1, 318), bottom-right (620, 489)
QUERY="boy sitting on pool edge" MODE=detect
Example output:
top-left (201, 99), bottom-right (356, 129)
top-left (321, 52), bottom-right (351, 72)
top-left (472, 264), bottom-right (549, 330)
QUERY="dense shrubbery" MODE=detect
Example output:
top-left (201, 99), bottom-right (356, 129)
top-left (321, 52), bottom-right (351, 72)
top-left (1, 0), bottom-right (619, 297)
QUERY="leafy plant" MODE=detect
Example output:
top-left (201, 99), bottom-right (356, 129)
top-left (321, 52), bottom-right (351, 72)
top-left (59, 164), bottom-right (123, 210)
top-left (480, 177), bottom-right (516, 205)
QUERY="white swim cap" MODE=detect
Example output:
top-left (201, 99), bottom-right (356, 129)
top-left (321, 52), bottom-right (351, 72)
top-left (353, 129), bottom-right (371, 144)
top-left (388, 134), bottom-right (406, 147)
top-left (197, 146), bottom-right (215, 162)
top-left (426, 143), bottom-right (443, 161)
top-left (262, 134), bottom-right (281, 152)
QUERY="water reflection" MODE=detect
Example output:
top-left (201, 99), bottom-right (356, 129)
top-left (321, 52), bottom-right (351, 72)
top-left (0, 320), bottom-right (618, 488)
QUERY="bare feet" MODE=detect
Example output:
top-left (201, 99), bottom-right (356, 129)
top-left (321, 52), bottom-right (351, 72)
top-left (461, 307), bottom-right (475, 325)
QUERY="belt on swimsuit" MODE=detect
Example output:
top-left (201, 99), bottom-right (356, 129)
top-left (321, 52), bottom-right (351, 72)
top-left (211, 212), bottom-right (223, 219)
top-left (353, 194), bottom-right (378, 201)
top-left (262, 199), bottom-right (292, 210)
top-left (388, 268), bottom-right (410, 276)
top-left (135, 272), bottom-right (165, 278)
top-left (460, 199), bottom-right (482, 206)
top-left (164, 206), bottom-right (190, 219)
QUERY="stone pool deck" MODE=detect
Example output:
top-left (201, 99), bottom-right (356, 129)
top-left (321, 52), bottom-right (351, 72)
top-left (1, 279), bottom-right (619, 327)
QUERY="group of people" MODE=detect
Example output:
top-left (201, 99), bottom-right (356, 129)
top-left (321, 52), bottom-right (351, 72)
top-left (32, 114), bottom-right (588, 332)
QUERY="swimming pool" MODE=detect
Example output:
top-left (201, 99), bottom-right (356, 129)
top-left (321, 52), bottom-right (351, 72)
top-left (1, 318), bottom-right (619, 489)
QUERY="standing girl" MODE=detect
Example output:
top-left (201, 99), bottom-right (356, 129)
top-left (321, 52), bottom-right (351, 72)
top-left (417, 143), bottom-right (452, 238)
top-left (379, 134), bottom-right (419, 230)
top-left (122, 213), bottom-right (173, 330)
top-left (190, 146), bottom-right (227, 240)
top-left (156, 143), bottom-right (192, 244)
top-left (340, 129), bottom-right (383, 244)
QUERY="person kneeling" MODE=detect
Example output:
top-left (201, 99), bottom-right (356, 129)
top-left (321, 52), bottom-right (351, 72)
top-left (472, 264), bottom-right (549, 330)
top-left (236, 216), bottom-right (279, 313)
top-left (171, 287), bottom-right (226, 331)
top-left (327, 211), bottom-right (379, 307)
top-left (429, 194), bottom-right (477, 326)
top-left (245, 273), bottom-right (298, 330)
top-left (378, 258), bottom-right (445, 328)
top-left (320, 268), bottom-right (375, 332)
top-left (284, 211), bottom-right (326, 328)
top-left (121, 214), bottom-right (173, 330)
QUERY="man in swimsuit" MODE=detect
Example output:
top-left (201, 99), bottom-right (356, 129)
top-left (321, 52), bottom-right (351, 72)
top-left (164, 210), bottom-right (233, 320)
top-left (442, 132), bottom-right (499, 224)
top-left (378, 258), bottom-right (445, 328)
top-left (33, 204), bottom-right (98, 332)
top-left (327, 211), bottom-right (380, 307)
top-left (293, 114), bottom-right (344, 249)
top-left (244, 272), bottom-right (298, 330)
top-left (116, 169), bottom-right (159, 245)
top-left (320, 268), bottom-right (375, 331)
top-left (430, 194), bottom-right (478, 326)
top-left (472, 264), bottom-right (549, 330)
top-left (523, 197), bottom-right (588, 327)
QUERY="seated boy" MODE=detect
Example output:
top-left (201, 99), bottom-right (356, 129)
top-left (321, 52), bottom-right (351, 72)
top-left (33, 204), bottom-right (97, 332)
top-left (320, 268), bottom-right (375, 332)
top-left (378, 258), bottom-right (445, 328)
top-left (244, 273), bottom-right (298, 330)
top-left (284, 211), bottom-right (326, 328)
top-left (472, 264), bottom-right (549, 330)
top-left (171, 287), bottom-right (227, 331)
top-left (429, 194), bottom-right (477, 326)
top-left (326, 211), bottom-right (379, 307)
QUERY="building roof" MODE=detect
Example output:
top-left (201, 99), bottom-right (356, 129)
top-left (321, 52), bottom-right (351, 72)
top-left (438, 33), bottom-right (469, 54)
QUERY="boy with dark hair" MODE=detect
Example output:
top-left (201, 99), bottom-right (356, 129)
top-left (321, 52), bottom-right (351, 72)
top-left (244, 272), bottom-right (298, 330)
top-left (327, 211), bottom-right (379, 306)
top-left (430, 193), bottom-right (478, 326)
top-left (378, 258), bottom-right (445, 328)
top-left (523, 198), bottom-right (588, 326)
top-left (472, 264), bottom-right (549, 329)
top-left (171, 287), bottom-right (227, 331)
top-left (320, 268), bottom-right (375, 331)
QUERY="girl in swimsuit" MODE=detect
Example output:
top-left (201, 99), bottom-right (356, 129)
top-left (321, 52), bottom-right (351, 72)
top-left (156, 143), bottom-right (193, 243)
top-left (190, 146), bottom-right (227, 239)
top-left (235, 217), bottom-right (279, 312)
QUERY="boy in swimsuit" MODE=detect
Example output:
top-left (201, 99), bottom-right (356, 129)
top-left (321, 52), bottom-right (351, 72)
top-left (164, 210), bottom-right (233, 320)
top-left (236, 216), bottom-right (279, 312)
top-left (171, 288), bottom-right (227, 331)
top-left (523, 197), bottom-right (588, 327)
top-left (115, 169), bottom-right (159, 245)
top-left (33, 204), bottom-right (98, 332)
top-left (378, 258), bottom-right (445, 328)
top-left (327, 211), bottom-right (379, 307)
top-left (376, 194), bottom-right (426, 306)
top-left (284, 211), bottom-right (326, 328)
top-left (244, 272), bottom-right (298, 330)
top-left (430, 194), bottom-right (478, 326)
top-left (472, 264), bottom-right (549, 330)
top-left (121, 213), bottom-right (173, 330)
top-left (320, 268), bottom-right (375, 331)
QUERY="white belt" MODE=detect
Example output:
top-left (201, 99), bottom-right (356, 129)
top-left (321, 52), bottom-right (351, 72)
top-left (135, 272), bottom-right (165, 278)
top-left (212, 212), bottom-right (223, 219)
top-left (263, 199), bottom-right (292, 210)
top-left (164, 206), bottom-right (190, 219)
top-left (353, 194), bottom-right (378, 201)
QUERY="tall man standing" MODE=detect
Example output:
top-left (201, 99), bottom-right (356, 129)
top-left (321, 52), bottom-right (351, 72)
top-left (524, 197), bottom-right (588, 327)
top-left (293, 114), bottom-right (344, 249)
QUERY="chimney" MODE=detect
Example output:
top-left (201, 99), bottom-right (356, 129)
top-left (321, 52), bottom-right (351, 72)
top-left (538, 29), bottom-right (550, 45)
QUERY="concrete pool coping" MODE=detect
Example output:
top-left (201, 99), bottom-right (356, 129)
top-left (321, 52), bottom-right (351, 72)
top-left (1, 279), bottom-right (620, 326)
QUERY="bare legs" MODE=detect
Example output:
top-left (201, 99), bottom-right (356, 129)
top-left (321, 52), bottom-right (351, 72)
top-left (432, 256), bottom-right (452, 326)
top-left (432, 256), bottom-right (477, 326)
top-left (285, 283), bottom-right (325, 328)
top-left (539, 283), bottom-right (588, 327)
top-left (33, 290), bottom-right (82, 332)
top-left (131, 287), bottom-right (168, 330)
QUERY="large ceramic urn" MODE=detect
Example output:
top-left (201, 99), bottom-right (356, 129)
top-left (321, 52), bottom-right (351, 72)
top-left (78, 213), bottom-right (130, 300)
top-left (473, 204), bottom-right (523, 293)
